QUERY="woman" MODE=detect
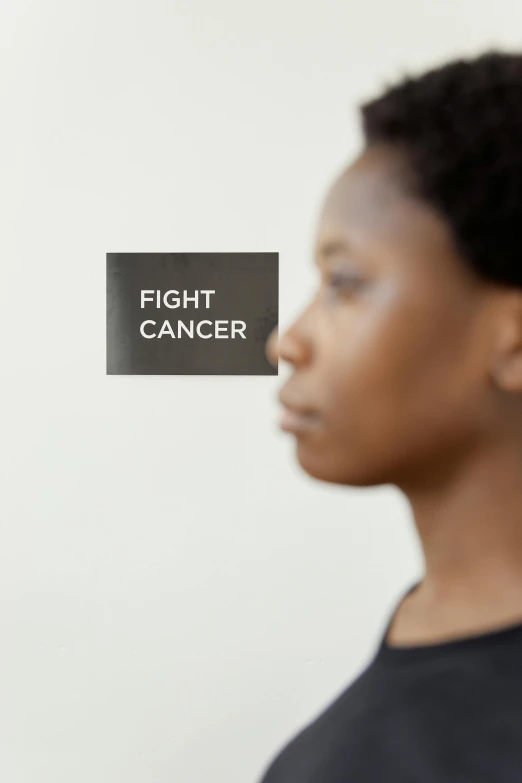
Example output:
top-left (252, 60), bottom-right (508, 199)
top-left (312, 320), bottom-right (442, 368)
top-left (260, 50), bottom-right (522, 782)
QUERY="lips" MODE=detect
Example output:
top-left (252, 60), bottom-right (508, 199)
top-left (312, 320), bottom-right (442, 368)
top-left (278, 388), bottom-right (321, 433)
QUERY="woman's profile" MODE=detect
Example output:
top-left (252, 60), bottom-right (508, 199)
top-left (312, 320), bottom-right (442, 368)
top-left (260, 50), bottom-right (522, 782)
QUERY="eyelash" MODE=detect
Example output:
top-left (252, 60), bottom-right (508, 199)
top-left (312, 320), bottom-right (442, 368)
top-left (324, 273), bottom-right (365, 295)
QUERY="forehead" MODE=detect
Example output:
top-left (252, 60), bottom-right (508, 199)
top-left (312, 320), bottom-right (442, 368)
top-left (314, 145), bottom-right (460, 273)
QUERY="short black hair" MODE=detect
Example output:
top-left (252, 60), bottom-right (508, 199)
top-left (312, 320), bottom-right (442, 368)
top-left (360, 51), bottom-right (522, 288)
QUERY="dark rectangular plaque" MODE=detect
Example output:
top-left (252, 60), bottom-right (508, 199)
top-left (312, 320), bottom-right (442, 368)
top-left (106, 252), bottom-right (278, 375)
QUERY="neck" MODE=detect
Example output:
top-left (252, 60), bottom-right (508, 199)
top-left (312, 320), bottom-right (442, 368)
top-left (402, 438), bottom-right (522, 616)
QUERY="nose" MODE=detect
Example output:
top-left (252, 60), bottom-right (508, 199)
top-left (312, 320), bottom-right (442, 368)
top-left (265, 326), bottom-right (279, 368)
top-left (265, 306), bottom-right (313, 369)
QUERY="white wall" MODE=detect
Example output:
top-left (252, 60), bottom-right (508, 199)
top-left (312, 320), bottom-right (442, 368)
top-left (1, 1), bottom-right (520, 780)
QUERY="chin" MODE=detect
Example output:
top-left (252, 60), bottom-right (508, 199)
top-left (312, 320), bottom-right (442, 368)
top-left (294, 441), bottom-right (391, 488)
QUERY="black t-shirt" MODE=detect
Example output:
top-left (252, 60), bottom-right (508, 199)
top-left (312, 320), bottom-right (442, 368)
top-left (258, 594), bottom-right (522, 782)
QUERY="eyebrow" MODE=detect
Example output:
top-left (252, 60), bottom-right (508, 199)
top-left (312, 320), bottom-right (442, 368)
top-left (314, 239), bottom-right (350, 266)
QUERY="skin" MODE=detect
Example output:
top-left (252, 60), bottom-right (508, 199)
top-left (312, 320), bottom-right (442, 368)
top-left (265, 143), bottom-right (522, 646)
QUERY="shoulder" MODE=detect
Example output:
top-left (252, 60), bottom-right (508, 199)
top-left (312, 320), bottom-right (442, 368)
top-left (258, 660), bottom-right (379, 783)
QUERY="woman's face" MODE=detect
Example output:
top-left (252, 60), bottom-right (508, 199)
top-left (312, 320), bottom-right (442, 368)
top-left (269, 144), bottom-right (500, 488)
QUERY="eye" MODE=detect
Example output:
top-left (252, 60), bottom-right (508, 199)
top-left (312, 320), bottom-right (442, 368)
top-left (324, 272), bottom-right (366, 296)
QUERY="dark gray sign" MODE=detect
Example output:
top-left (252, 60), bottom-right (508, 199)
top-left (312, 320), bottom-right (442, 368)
top-left (106, 253), bottom-right (278, 375)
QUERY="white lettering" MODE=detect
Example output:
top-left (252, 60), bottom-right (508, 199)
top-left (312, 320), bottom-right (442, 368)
top-left (163, 290), bottom-right (180, 308)
top-left (231, 321), bottom-right (247, 338)
top-left (141, 291), bottom-right (155, 309)
top-left (140, 320), bottom-right (156, 338)
top-left (158, 320), bottom-right (176, 338)
top-left (196, 320), bottom-right (213, 338)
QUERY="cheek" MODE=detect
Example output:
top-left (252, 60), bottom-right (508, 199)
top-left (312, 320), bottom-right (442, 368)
top-left (315, 295), bottom-right (469, 444)
top-left (292, 298), bottom-right (485, 488)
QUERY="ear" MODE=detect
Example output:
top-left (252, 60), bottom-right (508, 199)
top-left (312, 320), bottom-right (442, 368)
top-left (490, 292), bottom-right (522, 394)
